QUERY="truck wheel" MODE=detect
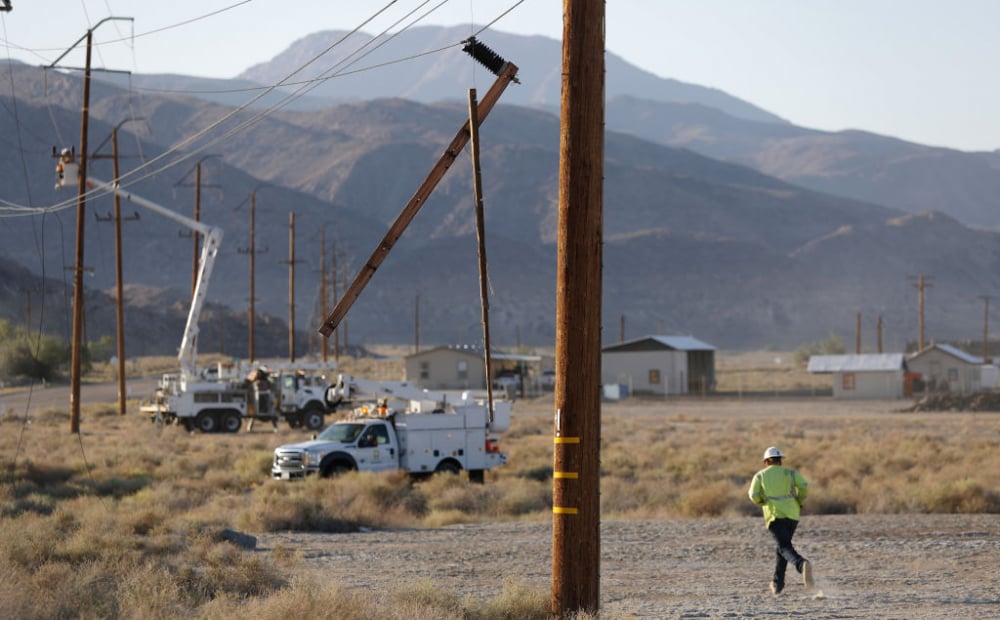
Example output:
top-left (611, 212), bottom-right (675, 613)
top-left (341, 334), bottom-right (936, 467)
top-left (221, 411), bottom-right (242, 433)
top-left (468, 469), bottom-right (485, 484)
top-left (435, 460), bottom-right (461, 476)
top-left (321, 462), bottom-right (354, 478)
top-left (195, 411), bottom-right (218, 433)
top-left (303, 405), bottom-right (325, 431)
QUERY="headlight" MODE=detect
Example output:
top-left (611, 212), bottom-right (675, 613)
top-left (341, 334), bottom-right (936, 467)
top-left (301, 452), bottom-right (311, 467)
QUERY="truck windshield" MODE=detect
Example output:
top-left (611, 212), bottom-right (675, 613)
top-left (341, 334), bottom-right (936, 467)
top-left (316, 423), bottom-right (365, 443)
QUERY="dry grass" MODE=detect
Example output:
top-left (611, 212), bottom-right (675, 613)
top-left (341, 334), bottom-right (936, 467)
top-left (1, 351), bottom-right (998, 617)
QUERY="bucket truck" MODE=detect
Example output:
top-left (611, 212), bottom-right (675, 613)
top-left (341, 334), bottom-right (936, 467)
top-left (271, 374), bottom-right (510, 482)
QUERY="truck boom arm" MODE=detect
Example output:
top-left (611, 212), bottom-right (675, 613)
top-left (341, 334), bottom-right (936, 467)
top-left (87, 177), bottom-right (223, 378)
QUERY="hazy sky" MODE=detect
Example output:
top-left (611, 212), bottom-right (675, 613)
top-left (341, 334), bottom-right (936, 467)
top-left (2, 0), bottom-right (998, 152)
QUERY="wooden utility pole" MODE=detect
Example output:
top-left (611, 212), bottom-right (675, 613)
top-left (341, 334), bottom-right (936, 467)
top-left (414, 294), bottom-right (420, 354)
top-left (619, 313), bottom-right (625, 343)
top-left (552, 0), bottom-right (604, 615)
top-left (236, 191), bottom-right (262, 362)
top-left (877, 315), bottom-right (884, 353)
top-left (281, 212), bottom-right (302, 362)
top-left (320, 227), bottom-right (329, 363)
top-left (93, 123), bottom-right (141, 416)
top-left (110, 129), bottom-right (127, 415)
top-left (331, 246), bottom-right (340, 361)
top-left (981, 295), bottom-right (991, 363)
top-left (909, 275), bottom-right (933, 351)
top-left (855, 311), bottom-right (862, 354)
top-left (468, 88), bottom-right (496, 421)
top-left (317, 60), bottom-right (519, 338)
top-left (67, 30), bottom-right (93, 434)
top-left (191, 163), bottom-right (201, 300)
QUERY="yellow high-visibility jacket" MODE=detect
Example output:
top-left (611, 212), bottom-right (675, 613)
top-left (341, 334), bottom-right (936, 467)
top-left (748, 464), bottom-right (809, 526)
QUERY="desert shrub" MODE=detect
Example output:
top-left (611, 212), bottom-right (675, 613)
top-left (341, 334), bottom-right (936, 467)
top-left (466, 577), bottom-right (550, 620)
top-left (389, 579), bottom-right (465, 618)
top-left (236, 581), bottom-right (377, 620)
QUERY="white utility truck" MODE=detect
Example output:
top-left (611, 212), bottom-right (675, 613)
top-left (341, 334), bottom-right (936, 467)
top-left (272, 375), bottom-right (510, 482)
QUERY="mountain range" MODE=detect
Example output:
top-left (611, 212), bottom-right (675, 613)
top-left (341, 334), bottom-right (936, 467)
top-left (3, 26), bottom-right (1000, 356)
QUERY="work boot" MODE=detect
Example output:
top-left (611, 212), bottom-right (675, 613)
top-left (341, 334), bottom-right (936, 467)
top-left (770, 581), bottom-right (784, 596)
top-left (801, 560), bottom-right (814, 588)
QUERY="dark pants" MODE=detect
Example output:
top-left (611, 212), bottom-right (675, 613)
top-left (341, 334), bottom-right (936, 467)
top-left (768, 518), bottom-right (805, 587)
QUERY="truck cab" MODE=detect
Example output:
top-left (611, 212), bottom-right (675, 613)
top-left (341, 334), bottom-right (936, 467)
top-left (272, 417), bottom-right (399, 479)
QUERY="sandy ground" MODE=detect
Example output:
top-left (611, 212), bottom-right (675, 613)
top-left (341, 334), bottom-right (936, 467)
top-left (258, 513), bottom-right (999, 619)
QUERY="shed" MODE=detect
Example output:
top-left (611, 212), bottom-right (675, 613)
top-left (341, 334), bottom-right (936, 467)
top-left (906, 344), bottom-right (986, 393)
top-left (602, 335), bottom-right (716, 396)
top-left (807, 353), bottom-right (906, 399)
top-left (404, 345), bottom-right (541, 392)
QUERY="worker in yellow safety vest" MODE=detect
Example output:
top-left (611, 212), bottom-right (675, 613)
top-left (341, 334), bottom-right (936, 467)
top-left (748, 446), bottom-right (814, 596)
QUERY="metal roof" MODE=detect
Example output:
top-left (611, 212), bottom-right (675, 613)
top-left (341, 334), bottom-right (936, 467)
top-left (807, 353), bottom-right (906, 373)
top-left (603, 335), bottom-right (716, 353)
top-left (908, 343), bottom-right (983, 365)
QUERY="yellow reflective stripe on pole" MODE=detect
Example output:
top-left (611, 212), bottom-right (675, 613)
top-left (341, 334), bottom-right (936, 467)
top-left (553, 506), bottom-right (579, 514)
top-left (554, 471), bottom-right (579, 479)
top-left (554, 436), bottom-right (580, 444)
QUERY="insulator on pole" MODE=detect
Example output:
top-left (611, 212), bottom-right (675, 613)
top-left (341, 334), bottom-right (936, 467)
top-left (462, 37), bottom-right (521, 83)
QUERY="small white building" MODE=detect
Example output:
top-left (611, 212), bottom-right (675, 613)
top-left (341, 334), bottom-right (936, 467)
top-left (602, 335), bottom-right (716, 396)
top-left (906, 344), bottom-right (987, 393)
top-left (404, 345), bottom-right (542, 393)
top-left (807, 353), bottom-right (906, 399)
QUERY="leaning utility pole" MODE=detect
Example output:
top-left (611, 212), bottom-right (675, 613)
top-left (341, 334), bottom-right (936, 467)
top-left (552, 0), bottom-right (604, 616)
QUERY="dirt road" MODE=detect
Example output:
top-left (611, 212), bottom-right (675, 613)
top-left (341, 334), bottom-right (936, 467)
top-left (259, 513), bottom-right (1000, 619)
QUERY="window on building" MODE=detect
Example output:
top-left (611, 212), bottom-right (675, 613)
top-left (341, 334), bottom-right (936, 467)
top-left (457, 360), bottom-right (468, 380)
top-left (947, 368), bottom-right (958, 381)
top-left (649, 369), bottom-right (661, 385)
top-left (842, 373), bottom-right (856, 390)
top-left (419, 361), bottom-right (430, 381)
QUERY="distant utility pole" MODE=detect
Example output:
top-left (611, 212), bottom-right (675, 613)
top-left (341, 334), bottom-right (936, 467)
top-left (855, 311), bottom-right (862, 354)
top-left (237, 190), bottom-right (268, 362)
top-left (48, 16), bottom-right (133, 433)
top-left (93, 125), bottom-right (141, 416)
top-left (877, 315), bottom-right (884, 353)
top-left (414, 294), bottom-right (420, 354)
top-left (319, 226), bottom-right (329, 363)
top-left (981, 295), bottom-right (991, 363)
top-left (909, 275), bottom-right (933, 351)
top-left (175, 156), bottom-right (221, 301)
top-left (281, 212), bottom-right (303, 362)
top-left (552, 0), bottom-right (604, 616)
top-left (619, 313), bottom-right (625, 343)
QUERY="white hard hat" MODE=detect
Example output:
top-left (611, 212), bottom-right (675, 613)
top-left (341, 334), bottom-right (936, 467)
top-left (762, 446), bottom-right (784, 461)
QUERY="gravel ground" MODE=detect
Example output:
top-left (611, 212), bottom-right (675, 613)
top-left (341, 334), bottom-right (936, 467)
top-left (258, 513), bottom-right (1000, 618)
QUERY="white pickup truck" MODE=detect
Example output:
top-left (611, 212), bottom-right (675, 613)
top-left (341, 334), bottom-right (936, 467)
top-left (271, 398), bottom-right (510, 483)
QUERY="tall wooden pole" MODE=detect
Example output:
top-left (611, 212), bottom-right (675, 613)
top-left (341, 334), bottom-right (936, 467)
top-left (331, 247), bottom-right (340, 361)
top-left (981, 295), bottom-right (991, 363)
top-left (248, 192), bottom-right (257, 362)
top-left (111, 129), bottom-right (127, 416)
top-left (552, 0), bottom-right (604, 615)
top-left (468, 88), bottom-right (496, 421)
top-left (320, 227), bottom-right (329, 363)
top-left (285, 211), bottom-right (297, 362)
top-left (68, 30), bottom-right (93, 434)
top-left (877, 315), bottom-right (884, 353)
top-left (414, 293), bottom-right (420, 354)
top-left (191, 162), bottom-right (202, 301)
top-left (855, 311), bottom-right (861, 354)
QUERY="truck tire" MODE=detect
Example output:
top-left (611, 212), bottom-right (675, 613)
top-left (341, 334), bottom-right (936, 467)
top-left (302, 404), bottom-right (325, 431)
top-left (221, 411), bottom-right (242, 433)
top-left (468, 469), bottom-right (485, 484)
top-left (321, 461), bottom-right (354, 478)
top-left (435, 460), bottom-right (461, 476)
top-left (195, 411), bottom-right (218, 433)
